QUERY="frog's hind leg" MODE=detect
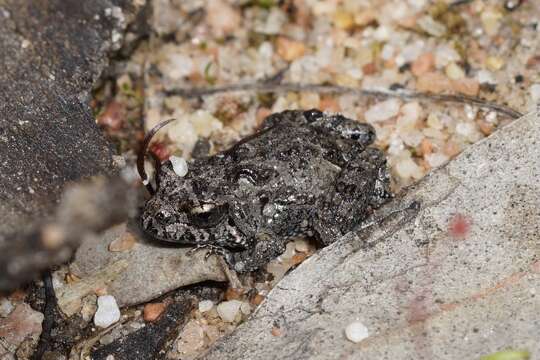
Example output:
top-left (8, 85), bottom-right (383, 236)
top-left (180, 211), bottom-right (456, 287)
top-left (313, 148), bottom-right (391, 245)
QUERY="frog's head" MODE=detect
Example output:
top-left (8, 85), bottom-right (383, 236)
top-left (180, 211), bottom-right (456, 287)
top-left (140, 162), bottom-right (247, 248)
top-left (137, 119), bottom-right (243, 246)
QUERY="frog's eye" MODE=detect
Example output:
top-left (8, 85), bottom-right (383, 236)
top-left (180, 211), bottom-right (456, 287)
top-left (190, 204), bottom-right (216, 214)
top-left (188, 203), bottom-right (227, 228)
top-left (303, 109), bottom-right (323, 123)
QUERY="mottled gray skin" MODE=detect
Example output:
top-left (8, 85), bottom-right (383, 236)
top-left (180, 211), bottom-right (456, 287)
top-left (141, 110), bottom-right (392, 272)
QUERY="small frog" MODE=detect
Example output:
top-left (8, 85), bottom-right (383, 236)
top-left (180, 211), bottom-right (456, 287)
top-left (139, 110), bottom-right (392, 272)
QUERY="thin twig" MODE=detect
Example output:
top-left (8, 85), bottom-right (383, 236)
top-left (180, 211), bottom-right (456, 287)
top-left (166, 82), bottom-right (523, 119)
top-left (449, 0), bottom-right (474, 7)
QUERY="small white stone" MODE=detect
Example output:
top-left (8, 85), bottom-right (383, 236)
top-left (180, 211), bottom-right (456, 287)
top-left (94, 295), bottom-right (121, 328)
top-left (258, 41), bottom-right (273, 58)
top-left (373, 25), bottom-right (391, 41)
top-left (423, 127), bottom-right (447, 140)
top-left (425, 153), bottom-right (449, 168)
top-left (106, 355), bottom-right (115, 360)
top-left (277, 242), bottom-right (296, 262)
top-left (216, 300), bottom-right (242, 322)
top-left (364, 99), bottom-right (401, 123)
top-left (401, 41), bottom-right (424, 63)
top-left (387, 134), bottom-right (406, 156)
top-left (481, 8), bottom-right (502, 36)
top-left (434, 44), bottom-right (460, 69)
top-left (397, 102), bottom-right (422, 129)
top-left (240, 302), bottom-right (252, 315)
top-left (312, 1), bottom-right (336, 15)
top-left (206, 0), bottom-right (241, 38)
top-left (256, 7), bottom-right (287, 35)
top-left (417, 16), bottom-right (446, 37)
top-left (380, 44), bottom-right (395, 61)
top-left (426, 113), bottom-right (443, 130)
top-left (266, 260), bottom-right (290, 285)
top-left (394, 54), bottom-right (406, 67)
top-left (159, 52), bottom-right (194, 81)
top-left (198, 300), bottom-right (214, 313)
top-left (485, 111), bottom-right (498, 124)
top-left (345, 321), bottom-right (369, 343)
top-left (445, 62), bottom-right (465, 80)
top-left (170, 156), bottom-right (188, 177)
top-left (530, 84), bottom-right (540, 103)
top-left (477, 69), bottom-right (497, 85)
top-left (0, 297), bottom-right (14, 317)
top-left (395, 156), bottom-right (423, 180)
top-left (464, 105), bottom-right (477, 120)
top-left (400, 130), bottom-right (424, 147)
top-left (167, 116), bottom-right (198, 155)
top-left (408, 0), bottom-right (427, 10)
top-left (176, 320), bottom-right (205, 355)
top-left (294, 238), bottom-right (310, 253)
top-left (455, 122), bottom-right (482, 142)
top-left (190, 110), bottom-right (223, 137)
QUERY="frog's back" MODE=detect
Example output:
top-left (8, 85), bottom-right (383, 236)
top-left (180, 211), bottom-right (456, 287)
top-left (223, 120), bottom-right (344, 199)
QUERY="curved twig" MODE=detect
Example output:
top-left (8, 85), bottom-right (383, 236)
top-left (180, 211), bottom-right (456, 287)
top-left (137, 118), bottom-right (177, 195)
top-left (166, 83), bottom-right (523, 119)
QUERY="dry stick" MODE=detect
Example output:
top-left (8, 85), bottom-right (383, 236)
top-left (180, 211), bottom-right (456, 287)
top-left (31, 271), bottom-right (57, 360)
top-left (166, 83), bottom-right (523, 119)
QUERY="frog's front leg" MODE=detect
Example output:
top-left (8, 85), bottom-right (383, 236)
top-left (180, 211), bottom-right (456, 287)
top-left (224, 233), bottom-right (286, 273)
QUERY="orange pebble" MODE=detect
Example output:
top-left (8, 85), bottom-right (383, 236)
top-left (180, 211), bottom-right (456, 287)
top-left (319, 96), bottom-right (341, 112)
top-left (291, 253), bottom-right (307, 266)
top-left (451, 78), bottom-right (479, 96)
top-left (143, 302), bottom-right (167, 322)
top-left (271, 326), bottom-right (283, 336)
top-left (250, 294), bottom-right (265, 306)
top-left (477, 119), bottom-right (494, 136)
top-left (411, 53), bottom-right (434, 77)
top-left (225, 287), bottom-right (245, 301)
top-left (362, 62), bottom-right (377, 75)
top-left (420, 138), bottom-right (433, 156)
top-left (443, 141), bottom-right (461, 158)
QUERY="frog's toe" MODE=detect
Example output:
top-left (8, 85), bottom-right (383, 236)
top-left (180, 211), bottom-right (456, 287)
top-left (188, 244), bottom-right (228, 260)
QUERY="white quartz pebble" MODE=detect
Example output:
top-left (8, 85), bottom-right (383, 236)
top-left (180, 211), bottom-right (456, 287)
top-left (198, 300), bottom-right (214, 313)
top-left (170, 156), bottom-right (188, 177)
top-left (94, 295), bottom-right (121, 328)
top-left (530, 84), bottom-right (540, 103)
top-left (345, 321), bottom-right (369, 343)
top-left (364, 99), bottom-right (401, 123)
top-left (216, 300), bottom-right (242, 323)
